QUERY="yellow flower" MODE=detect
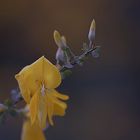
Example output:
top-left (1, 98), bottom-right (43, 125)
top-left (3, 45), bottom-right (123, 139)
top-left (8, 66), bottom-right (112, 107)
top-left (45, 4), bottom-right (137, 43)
top-left (15, 56), bottom-right (69, 128)
top-left (21, 118), bottom-right (46, 140)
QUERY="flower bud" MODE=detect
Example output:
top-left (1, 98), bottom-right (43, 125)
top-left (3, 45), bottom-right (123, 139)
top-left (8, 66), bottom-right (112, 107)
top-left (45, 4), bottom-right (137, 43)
top-left (55, 47), bottom-right (73, 68)
top-left (61, 36), bottom-right (67, 46)
top-left (88, 19), bottom-right (96, 42)
top-left (54, 30), bottom-right (66, 48)
top-left (56, 47), bottom-right (64, 63)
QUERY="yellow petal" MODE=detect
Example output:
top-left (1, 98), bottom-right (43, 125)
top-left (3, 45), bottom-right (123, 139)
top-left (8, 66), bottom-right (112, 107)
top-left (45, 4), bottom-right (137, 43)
top-left (15, 56), bottom-right (62, 103)
top-left (37, 95), bottom-right (48, 129)
top-left (52, 96), bottom-right (67, 109)
top-left (21, 119), bottom-right (46, 140)
top-left (53, 98), bottom-right (67, 116)
top-left (15, 70), bottom-right (32, 104)
top-left (51, 90), bottom-right (69, 116)
top-left (47, 91), bottom-right (68, 117)
top-left (51, 89), bottom-right (69, 100)
top-left (43, 58), bottom-right (61, 89)
top-left (53, 102), bottom-right (66, 116)
top-left (15, 65), bottom-right (40, 103)
top-left (29, 93), bottom-right (39, 125)
top-left (46, 94), bottom-right (54, 125)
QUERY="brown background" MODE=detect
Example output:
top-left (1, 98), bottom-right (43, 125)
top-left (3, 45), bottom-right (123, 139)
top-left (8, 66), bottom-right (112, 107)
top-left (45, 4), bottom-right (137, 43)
top-left (0, 0), bottom-right (140, 140)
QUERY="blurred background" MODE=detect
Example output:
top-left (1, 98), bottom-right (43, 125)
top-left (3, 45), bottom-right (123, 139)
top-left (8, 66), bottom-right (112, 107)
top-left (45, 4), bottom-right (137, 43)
top-left (0, 0), bottom-right (140, 140)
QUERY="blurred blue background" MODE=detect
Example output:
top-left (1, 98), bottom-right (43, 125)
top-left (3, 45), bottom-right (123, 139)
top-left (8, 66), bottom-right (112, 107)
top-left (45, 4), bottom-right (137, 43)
top-left (0, 0), bottom-right (140, 140)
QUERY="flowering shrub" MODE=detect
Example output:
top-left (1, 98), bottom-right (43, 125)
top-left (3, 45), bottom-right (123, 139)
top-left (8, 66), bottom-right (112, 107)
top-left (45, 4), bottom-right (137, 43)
top-left (0, 19), bottom-right (100, 140)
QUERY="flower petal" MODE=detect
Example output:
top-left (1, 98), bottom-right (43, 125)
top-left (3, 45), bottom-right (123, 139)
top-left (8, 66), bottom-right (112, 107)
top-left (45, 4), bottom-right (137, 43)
top-left (52, 96), bottom-right (67, 109)
top-left (21, 119), bottom-right (46, 140)
top-left (15, 56), bottom-right (62, 103)
top-left (15, 74), bottom-right (31, 103)
top-left (37, 95), bottom-right (47, 129)
top-left (46, 94), bottom-right (54, 125)
top-left (51, 89), bottom-right (69, 100)
top-left (29, 93), bottom-right (39, 125)
top-left (43, 58), bottom-right (61, 89)
top-left (47, 90), bottom-right (68, 117)
top-left (15, 65), bottom-right (40, 103)
top-left (53, 102), bottom-right (66, 116)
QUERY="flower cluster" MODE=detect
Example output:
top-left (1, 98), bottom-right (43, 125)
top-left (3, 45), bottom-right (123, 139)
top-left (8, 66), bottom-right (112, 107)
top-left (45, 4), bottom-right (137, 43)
top-left (0, 19), bottom-right (100, 140)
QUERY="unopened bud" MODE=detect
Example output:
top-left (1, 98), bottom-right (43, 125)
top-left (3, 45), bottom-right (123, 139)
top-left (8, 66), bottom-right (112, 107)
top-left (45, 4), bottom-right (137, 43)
top-left (54, 30), bottom-right (66, 48)
top-left (61, 36), bottom-right (67, 46)
top-left (88, 19), bottom-right (96, 42)
top-left (56, 47), bottom-right (64, 63)
top-left (55, 47), bottom-right (73, 68)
